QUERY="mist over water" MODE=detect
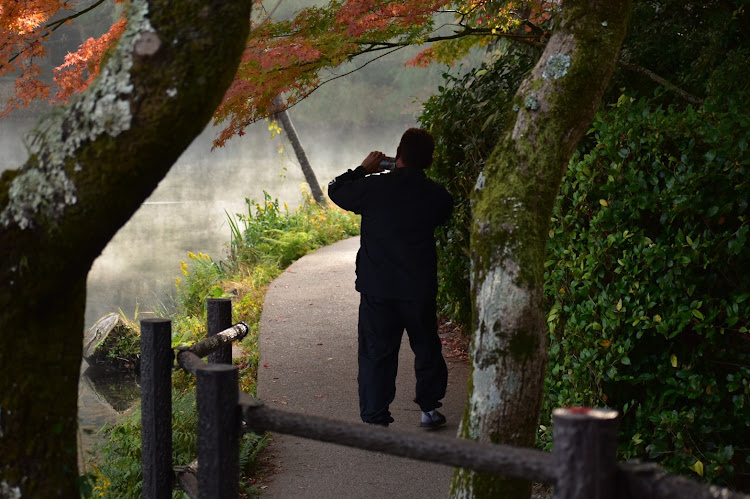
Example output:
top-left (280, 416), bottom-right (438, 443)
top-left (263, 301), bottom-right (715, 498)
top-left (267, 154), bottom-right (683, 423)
top-left (0, 105), bottom-right (421, 329)
top-left (1, 2), bottom-right (484, 465)
top-left (0, 0), bottom-right (484, 332)
top-left (2, 105), bottom-right (422, 462)
top-left (2, 15), bottom-right (479, 331)
top-left (83, 116), bottom-right (415, 327)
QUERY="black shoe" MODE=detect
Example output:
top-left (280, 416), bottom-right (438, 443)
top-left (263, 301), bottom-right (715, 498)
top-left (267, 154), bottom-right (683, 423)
top-left (420, 410), bottom-right (446, 429)
top-left (367, 421), bottom-right (389, 428)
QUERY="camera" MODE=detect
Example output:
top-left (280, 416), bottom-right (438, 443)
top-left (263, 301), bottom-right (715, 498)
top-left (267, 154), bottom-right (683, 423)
top-left (379, 157), bottom-right (396, 170)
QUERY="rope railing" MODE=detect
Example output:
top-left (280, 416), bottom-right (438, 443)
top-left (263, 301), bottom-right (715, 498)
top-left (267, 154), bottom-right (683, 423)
top-left (240, 398), bottom-right (557, 484)
top-left (175, 321), bottom-right (249, 375)
top-left (140, 299), bottom-right (750, 499)
top-left (140, 299), bottom-right (246, 499)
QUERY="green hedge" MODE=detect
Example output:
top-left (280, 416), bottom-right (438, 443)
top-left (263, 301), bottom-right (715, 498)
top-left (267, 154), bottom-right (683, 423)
top-left (541, 92), bottom-right (750, 486)
top-left (419, 54), bottom-right (749, 488)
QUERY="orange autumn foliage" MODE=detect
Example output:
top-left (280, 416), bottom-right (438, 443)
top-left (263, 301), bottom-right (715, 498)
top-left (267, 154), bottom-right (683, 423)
top-left (1, 0), bottom-right (556, 142)
top-left (53, 18), bottom-right (127, 101)
top-left (0, 0), bottom-right (127, 115)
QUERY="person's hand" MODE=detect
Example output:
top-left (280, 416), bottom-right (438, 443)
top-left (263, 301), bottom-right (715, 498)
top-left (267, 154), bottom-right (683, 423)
top-left (360, 151), bottom-right (386, 174)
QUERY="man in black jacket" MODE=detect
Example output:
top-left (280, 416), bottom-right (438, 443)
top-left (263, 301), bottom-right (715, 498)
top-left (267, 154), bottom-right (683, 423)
top-left (328, 128), bottom-right (453, 428)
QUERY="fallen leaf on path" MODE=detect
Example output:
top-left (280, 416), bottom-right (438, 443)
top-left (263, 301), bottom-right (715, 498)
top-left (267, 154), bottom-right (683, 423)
top-left (315, 394), bottom-right (323, 398)
top-left (263, 363), bottom-right (269, 368)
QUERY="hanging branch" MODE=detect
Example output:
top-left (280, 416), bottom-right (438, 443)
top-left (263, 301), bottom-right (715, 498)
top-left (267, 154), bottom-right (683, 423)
top-left (618, 61), bottom-right (704, 105)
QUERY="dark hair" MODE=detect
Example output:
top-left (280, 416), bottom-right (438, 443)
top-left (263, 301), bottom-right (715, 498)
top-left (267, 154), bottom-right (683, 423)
top-left (398, 128), bottom-right (434, 169)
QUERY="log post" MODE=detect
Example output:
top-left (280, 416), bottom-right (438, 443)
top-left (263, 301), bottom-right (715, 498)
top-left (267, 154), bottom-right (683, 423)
top-left (207, 298), bottom-right (232, 364)
top-left (552, 407), bottom-right (619, 499)
top-left (197, 364), bottom-right (240, 499)
top-left (140, 318), bottom-right (174, 498)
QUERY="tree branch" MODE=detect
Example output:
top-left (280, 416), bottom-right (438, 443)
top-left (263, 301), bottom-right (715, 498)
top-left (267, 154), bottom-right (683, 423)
top-left (252, 0), bottom-right (284, 32)
top-left (268, 45), bottom-right (407, 118)
top-left (618, 61), bottom-right (704, 105)
top-left (355, 26), bottom-right (544, 49)
top-left (1, 0), bottom-right (108, 70)
top-left (46, 0), bottom-right (108, 31)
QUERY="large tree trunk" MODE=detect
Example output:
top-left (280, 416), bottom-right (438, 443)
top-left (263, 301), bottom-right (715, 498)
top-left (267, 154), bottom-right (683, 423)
top-left (272, 95), bottom-right (327, 205)
top-left (450, 2), bottom-right (632, 498)
top-left (0, 0), bottom-right (250, 495)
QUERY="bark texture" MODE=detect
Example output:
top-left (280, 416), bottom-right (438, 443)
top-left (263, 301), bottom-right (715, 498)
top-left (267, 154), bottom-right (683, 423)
top-left (450, 2), bottom-right (632, 498)
top-left (272, 95), bottom-right (327, 205)
top-left (0, 0), bottom-right (250, 495)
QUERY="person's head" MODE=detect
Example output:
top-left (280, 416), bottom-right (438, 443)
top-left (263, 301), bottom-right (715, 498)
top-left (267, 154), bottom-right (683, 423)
top-left (396, 128), bottom-right (434, 169)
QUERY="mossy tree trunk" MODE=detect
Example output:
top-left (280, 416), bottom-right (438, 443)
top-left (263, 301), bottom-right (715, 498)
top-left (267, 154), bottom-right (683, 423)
top-left (272, 95), bottom-right (327, 205)
top-left (0, 0), bottom-right (250, 496)
top-left (450, 2), bottom-right (632, 498)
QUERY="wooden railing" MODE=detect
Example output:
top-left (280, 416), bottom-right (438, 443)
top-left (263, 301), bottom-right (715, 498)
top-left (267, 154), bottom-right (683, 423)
top-left (140, 299), bottom-right (750, 499)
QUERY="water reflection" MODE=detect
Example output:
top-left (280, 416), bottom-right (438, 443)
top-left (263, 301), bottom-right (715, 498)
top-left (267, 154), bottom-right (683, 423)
top-left (77, 362), bottom-right (140, 470)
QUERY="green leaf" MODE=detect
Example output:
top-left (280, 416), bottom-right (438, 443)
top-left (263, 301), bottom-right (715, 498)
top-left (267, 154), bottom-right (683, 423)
top-left (692, 309), bottom-right (704, 320)
top-left (621, 356), bottom-right (631, 366)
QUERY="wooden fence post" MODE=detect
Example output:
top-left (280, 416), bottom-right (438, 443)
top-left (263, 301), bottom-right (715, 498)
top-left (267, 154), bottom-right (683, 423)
top-left (552, 407), bottom-right (619, 499)
top-left (140, 318), bottom-right (174, 498)
top-left (197, 363), bottom-right (240, 499)
top-left (207, 298), bottom-right (232, 364)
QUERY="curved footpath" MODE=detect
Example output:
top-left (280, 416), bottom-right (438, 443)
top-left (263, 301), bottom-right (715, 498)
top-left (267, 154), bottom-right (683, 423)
top-left (257, 236), bottom-right (470, 498)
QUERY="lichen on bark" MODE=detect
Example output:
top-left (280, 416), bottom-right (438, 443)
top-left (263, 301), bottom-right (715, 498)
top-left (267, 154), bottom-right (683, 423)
top-left (0, 0), bottom-right (251, 495)
top-left (451, 1), bottom-right (632, 498)
top-left (0, 0), bottom-right (154, 231)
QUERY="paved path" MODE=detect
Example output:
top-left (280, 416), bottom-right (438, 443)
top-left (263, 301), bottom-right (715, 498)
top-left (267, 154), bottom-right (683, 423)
top-left (257, 236), bottom-right (470, 498)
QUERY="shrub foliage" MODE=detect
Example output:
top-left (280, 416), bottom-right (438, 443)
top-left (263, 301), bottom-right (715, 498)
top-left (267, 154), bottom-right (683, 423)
top-left (541, 92), bottom-right (749, 486)
top-left (419, 49), bottom-right (749, 488)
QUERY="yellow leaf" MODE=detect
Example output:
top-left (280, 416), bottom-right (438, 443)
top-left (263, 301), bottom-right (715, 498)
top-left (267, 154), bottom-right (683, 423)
top-left (654, 314), bottom-right (662, 322)
top-left (599, 199), bottom-right (609, 207)
top-left (617, 299), bottom-right (622, 311)
top-left (688, 460), bottom-right (704, 477)
top-left (670, 354), bottom-right (677, 368)
top-left (706, 385), bottom-right (712, 395)
top-left (559, 287), bottom-right (565, 294)
top-left (600, 340), bottom-right (612, 347)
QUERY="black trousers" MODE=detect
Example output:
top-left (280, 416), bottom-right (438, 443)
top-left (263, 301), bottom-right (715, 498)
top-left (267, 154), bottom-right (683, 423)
top-left (358, 293), bottom-right (448, 424)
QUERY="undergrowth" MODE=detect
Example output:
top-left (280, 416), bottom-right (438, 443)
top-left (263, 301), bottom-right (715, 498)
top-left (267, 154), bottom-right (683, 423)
top-left (83, 192), bottom-right (359, 497)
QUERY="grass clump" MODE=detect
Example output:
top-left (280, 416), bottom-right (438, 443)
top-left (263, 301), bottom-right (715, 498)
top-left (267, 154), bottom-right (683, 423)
top-left (85, 192), bottom-right (359, 497)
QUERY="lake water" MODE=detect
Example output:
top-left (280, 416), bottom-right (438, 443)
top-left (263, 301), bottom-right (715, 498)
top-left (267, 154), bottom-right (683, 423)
top-left (0, 91), bottom-right (429, 466)
top-left (1, 40), bottom-right (475, 465)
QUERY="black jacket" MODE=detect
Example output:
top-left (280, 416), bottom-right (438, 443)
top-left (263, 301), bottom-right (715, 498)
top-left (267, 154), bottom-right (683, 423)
top-left (328, 166), bottom-right (453, 300)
